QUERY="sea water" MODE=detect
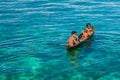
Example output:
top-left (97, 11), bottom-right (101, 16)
top-left (0, 0), bottom-right (120, 80)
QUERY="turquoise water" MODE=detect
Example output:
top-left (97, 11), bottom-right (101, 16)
top-left (0, 0), bottom-right (120, 80)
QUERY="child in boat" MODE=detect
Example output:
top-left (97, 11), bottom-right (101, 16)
top-left (86, 23), bottom-right (94, 36)
top-left (80, 30), bottom-right (89, 41)
top-left (67, 31), bottom-right (79, 47)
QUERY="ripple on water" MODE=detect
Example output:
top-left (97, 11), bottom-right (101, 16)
top-left (0, 0), bottom-right (120, 80)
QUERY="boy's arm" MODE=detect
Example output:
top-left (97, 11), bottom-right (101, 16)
top-left (73, 38), bottom-right (78, 44)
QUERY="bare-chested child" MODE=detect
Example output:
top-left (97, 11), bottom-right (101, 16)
top-left (67, 31), bottom-right (79, 47)
top-left (80, 30), bottom-right (89, 41)
top-left (86, 23), bottom-right (94, 36)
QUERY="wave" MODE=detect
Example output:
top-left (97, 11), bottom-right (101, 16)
top-left (0, 18), bottom-right (19, 23)
top-left (97, 31), bottom-right (120, 35)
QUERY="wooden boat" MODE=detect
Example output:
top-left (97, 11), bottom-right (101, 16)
top-left (66, 30), bottom-right (94, 51)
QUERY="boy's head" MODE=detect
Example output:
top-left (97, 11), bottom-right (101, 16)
top-left (84, 30), bottom-right (88, 33)
top-left (71, 31), bottom-right (77, 36)
top-left (86, 23), bottom-right (91, 28)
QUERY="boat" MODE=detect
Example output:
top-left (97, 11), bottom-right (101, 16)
top-left (66, 29), bottom-right (94, 51)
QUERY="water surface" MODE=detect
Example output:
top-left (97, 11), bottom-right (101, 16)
top-left (0, 0), bottom-right (120, 80)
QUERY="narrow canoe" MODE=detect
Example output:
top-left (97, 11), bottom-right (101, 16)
top-left (66, 31), bottom-right (94, 51)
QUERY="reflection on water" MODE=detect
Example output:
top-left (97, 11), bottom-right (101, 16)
top-left (67, 48), bottom-right (81, 68)
top-left (66, 36), bottom-right (94, 68)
